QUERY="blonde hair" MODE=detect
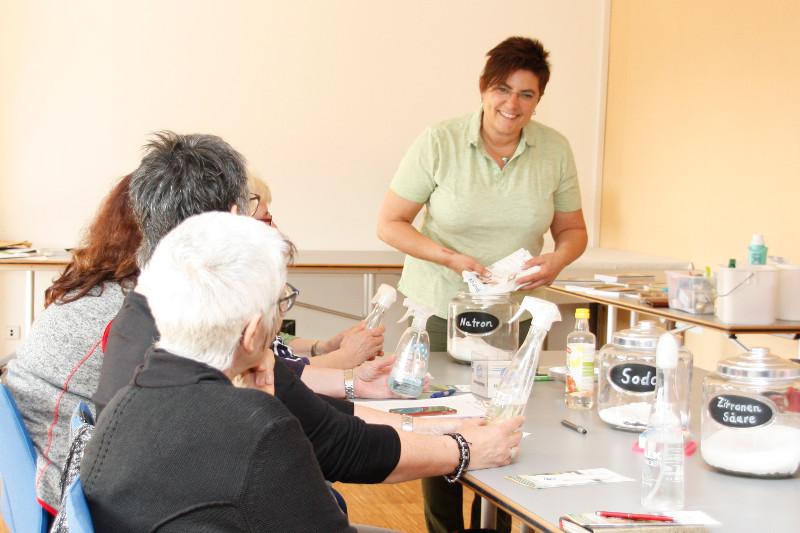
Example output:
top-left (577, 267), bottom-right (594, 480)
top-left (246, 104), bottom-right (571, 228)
top-left (248, 175), bottom-right (272, 205)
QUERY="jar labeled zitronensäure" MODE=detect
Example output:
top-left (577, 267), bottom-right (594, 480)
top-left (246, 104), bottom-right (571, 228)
top-left (701, 347), bottom-right (800, 478)
top-left (598, 321), bottom-right (693, 432)
top-left (447, 291), bottom-right (519, 364)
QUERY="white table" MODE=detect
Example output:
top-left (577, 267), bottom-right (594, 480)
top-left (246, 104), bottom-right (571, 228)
top-left (425, 351), bottom-right (800, 533)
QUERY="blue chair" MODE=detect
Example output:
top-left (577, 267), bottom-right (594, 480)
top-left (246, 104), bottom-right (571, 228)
top-left (0, 383), bottom-right (48, 533)
top-left (64, 475), bottom-right (93, 533)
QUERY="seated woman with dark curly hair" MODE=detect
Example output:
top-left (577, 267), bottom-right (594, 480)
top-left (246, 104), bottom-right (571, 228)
top-left (3, 174), bottom-right (141, 519)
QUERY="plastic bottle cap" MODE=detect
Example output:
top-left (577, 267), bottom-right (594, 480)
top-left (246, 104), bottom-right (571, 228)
top-left (750, 234), bottom-right (765, 246)
top-left (372, 284), bottom-right (397, 307)
top-left (655, 333), bottom-right (679, 368)
top-left (575, 308), bottom-right (590, 319)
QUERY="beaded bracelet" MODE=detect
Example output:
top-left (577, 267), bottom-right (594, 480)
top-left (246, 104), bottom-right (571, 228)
top-left (443, 433), bottom-right (470, 483)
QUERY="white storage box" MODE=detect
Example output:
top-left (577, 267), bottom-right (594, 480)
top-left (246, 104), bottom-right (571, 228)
top-left (777, 265), bottom-right (800, 321)
top-left (715, 265), bottom-right (778, 325)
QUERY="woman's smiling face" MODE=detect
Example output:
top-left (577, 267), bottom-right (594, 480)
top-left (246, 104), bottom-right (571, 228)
top-left (480, 69), bottom-right (541, 139)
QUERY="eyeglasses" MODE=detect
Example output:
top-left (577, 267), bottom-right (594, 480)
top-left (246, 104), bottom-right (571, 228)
top-left (249, 194), bottom-right (261, 216)
top-left (278, 283), bottom-right (299, 314)
top-left (493, 85), bottom-right (538, 102)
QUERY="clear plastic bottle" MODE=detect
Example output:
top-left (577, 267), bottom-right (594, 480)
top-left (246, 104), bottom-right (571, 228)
top-left (641, 333), bottom-right (685, 511)
top-left (485, 297), bottom-right (561, 422)
top-left (566, 308), bottom-right (595, 409)
top-left (388, 298), bottom-right (436, 398)
top-left (364, 284), bottom-right (397, 329)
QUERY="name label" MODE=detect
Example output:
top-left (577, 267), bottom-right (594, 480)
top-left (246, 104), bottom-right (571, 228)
top-left (708, 394), bottom-right (774, 428)
top-left (609, 363), bottom-right (657, 393)
top-left (456, 312), bottom-right (499, 335)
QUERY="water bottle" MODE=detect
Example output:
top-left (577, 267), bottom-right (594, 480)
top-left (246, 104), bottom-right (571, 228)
top-left (565, 308), bottom-right (596, 409)
top-left (641, 333), bottom-right (685, 510)
top-left (388, 298), bottom-right (436, 398)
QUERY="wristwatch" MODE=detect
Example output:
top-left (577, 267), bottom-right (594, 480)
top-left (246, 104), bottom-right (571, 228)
top-left (401, 414), bottom-right (414, 432)
top-left (344, 368), bottom-right (355, 400)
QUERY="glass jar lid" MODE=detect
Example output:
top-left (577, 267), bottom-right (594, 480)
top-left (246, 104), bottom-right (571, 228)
top-left (610, 320), bottom-right (666, 349)
top-left (717, 347), bottom-right (800, 379)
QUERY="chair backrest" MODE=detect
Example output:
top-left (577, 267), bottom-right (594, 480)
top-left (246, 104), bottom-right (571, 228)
top-left (64, 476), bottom-right (93, 533)
top-left (0, 383), bottom-right (48, 533)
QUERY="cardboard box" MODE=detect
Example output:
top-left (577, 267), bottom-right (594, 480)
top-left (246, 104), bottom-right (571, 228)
top-left (471, 360), bottom-right (510, 398)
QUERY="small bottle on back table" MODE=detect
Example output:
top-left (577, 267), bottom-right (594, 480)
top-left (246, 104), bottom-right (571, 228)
top-left (565, 308), bottom-right (596, 409)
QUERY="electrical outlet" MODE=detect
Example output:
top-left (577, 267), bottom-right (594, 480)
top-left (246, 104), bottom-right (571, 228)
top-left (4, 325), bottom-right (21, 340)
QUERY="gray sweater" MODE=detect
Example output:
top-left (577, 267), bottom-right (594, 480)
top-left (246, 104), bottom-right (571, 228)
top-left (4, 281), bottom-right (129, 514)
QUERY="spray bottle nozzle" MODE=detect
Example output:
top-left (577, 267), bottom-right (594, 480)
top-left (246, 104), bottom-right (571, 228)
top-left (510, 296), bottom-right (561, 331)
top-left (371, 284), bottom-right (398, 307)
top-left (397, 298), bottom-right (437, 328)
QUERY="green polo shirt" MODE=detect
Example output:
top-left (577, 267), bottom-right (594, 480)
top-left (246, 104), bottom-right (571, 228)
top-left (390, 108), bottom-right (582, 317)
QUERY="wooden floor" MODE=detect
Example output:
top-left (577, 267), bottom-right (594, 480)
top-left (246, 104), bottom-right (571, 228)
top-left (333, 479), bottom-right (524, 533)
top-left (0, 479), bottom-right (528, 533)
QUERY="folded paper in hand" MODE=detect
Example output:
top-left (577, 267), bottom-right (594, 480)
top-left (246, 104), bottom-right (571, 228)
top-left (463, 248), bottom-right (541, 294)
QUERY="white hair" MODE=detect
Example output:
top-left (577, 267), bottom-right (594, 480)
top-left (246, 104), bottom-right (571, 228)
top-left (137, 211), bottom-right (292, 371)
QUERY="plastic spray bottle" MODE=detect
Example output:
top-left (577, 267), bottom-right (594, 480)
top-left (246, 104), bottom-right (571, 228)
top-left (388, 298), bottom-right (437, 398)
top-left (485, 296), bottom-right (561, 421)
top-left (641, 333), bottom-right (685, 511)
top-left (364, 284), bottom-right (397, 329)
top-left (565, 308), bottom-right (596, 409)
top-left (747, 234), bottom-right (768, 265)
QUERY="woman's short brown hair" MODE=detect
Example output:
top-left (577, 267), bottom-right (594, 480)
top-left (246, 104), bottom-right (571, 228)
top-left (479, 36), bottom-right (551, 96)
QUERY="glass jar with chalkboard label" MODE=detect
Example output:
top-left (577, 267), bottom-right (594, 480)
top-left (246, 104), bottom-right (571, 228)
top-left (447, 291), bottom-right (519, 364)
top-left (597, 321), bottom-right (693, 431)
top-left (701, 347), bottom-right (800, 478)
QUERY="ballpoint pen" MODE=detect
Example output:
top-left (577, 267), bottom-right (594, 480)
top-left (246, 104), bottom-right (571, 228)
top-left (429, 388), bottom-right (457, 398)
top-left (560, 419), bottom-right (588, 434)
top-left (597, 511), bottom-right (673, 522)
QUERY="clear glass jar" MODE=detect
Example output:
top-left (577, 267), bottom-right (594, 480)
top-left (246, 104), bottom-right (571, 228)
top-left (701, 347), bottom-right (800, 478)
top-left (597, 321), bottom-right (693, 432)
top-left (447, 291), bottom-right (519, 364)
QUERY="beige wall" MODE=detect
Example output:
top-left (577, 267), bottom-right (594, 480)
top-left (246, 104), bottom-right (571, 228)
top-left (0, 1), bottom-right (609, 354)
top-left (603, 0), bottom-right (800, 368)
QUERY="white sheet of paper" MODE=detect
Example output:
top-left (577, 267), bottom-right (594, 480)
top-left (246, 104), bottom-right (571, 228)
top-left (355, 393), bottom-right (490, 418)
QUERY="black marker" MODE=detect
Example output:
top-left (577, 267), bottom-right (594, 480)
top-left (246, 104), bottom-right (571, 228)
top-left (561, 419), bottom-right (587, 434)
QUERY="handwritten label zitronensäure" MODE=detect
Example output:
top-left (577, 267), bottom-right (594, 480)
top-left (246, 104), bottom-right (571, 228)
top-left (708, 394), bottom-right (774, 428)
top-left (608, 363), bottom-right (657, 394)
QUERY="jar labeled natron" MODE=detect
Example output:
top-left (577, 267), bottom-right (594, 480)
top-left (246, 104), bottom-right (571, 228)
top-left (447, 291), bottom-right (519, 364)
top-left (597, 321), bottom-right (693, 432)
top-left (701, 347), bottom-right (800, 478)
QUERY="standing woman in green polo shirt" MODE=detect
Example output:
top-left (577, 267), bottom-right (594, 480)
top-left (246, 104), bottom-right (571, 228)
top-left (376, 36), bottom-right (588, 533)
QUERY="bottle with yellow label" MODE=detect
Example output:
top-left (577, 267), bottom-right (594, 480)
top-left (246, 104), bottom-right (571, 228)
top-left (565, 308), bottom-right (595, 409)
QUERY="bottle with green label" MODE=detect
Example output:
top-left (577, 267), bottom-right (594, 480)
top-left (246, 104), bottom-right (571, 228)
top-left (565, 308), bottom-right (596, 409)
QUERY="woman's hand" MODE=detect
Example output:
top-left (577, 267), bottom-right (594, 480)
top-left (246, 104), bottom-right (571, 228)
top-left (339, 322), bottom-right (385, 364)
top-left (442, 248), bottom-right (491, 278)
top-left (514, 253), bottom-right (562, 290)
top-left (353, 355), bottom-right (402, 398)
top-left (458, 415), bottom-right (525, 470)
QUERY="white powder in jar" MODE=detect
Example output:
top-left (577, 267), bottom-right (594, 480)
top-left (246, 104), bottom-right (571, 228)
top-left (701, 424), bottom-right (800, 477)
top-left (599, 402), bottom-right (690, 431)
top-left (598, 402), bottom-right (652, 430)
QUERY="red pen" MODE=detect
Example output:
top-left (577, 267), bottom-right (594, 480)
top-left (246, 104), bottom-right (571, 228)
top-left (598, 511), bottom-right (674, 522)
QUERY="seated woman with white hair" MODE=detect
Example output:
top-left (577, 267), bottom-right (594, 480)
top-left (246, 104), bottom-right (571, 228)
top-left (81, 212), bottom-right (396, 531)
